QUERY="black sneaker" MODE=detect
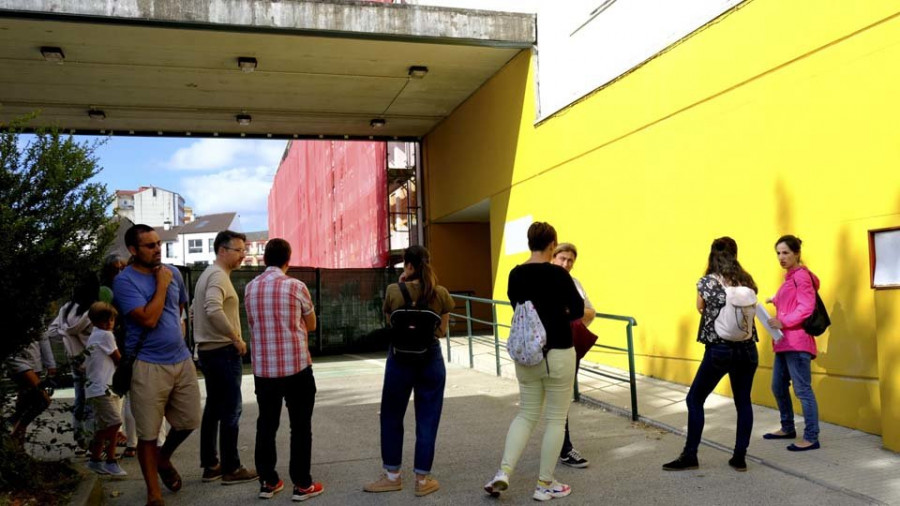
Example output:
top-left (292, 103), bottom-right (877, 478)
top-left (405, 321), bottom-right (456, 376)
top-left (728, 455), bottom-right (747, 472)
top-left (259, 479), bottom-right (284, 499)
top-left (662, 453), bottom-right (699, 471)
top-left (559, 448), bottom-right (589, 468)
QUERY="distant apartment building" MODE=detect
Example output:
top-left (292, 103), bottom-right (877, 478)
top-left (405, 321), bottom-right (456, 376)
top-left (241, 231), bottom-right (268, 267)
top-left (115, 186), bottom-right (185, 227)
top-left (157, 212), bottom-right (241, 266)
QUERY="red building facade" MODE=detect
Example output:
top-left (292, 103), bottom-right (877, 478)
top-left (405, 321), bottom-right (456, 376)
top-left (268, 140), bottom-right (389, 268)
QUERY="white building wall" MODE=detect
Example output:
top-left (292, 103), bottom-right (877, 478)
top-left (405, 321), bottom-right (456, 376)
top-left (131, 188), bottom-right (185, 227)
top-left (182, 232), bottom-right (219, 266)
top-left (162, 216), bottom-right (240, 266)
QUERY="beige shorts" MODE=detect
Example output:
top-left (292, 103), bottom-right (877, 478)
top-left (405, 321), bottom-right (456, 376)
top-left (88, 394), bottom-right (123, 431)
top-left (130, 358), bottom-right (201, 440)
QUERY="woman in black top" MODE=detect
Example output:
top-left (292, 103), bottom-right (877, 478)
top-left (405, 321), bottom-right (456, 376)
top-left (484, 222), bottom-right (584, 501)
top-left (663, 237), bottom-right (759, 472)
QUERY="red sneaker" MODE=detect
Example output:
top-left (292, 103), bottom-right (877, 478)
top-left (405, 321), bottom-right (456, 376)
top-left (291, 482), bottom-right (324, 501)
top-left (258, 479), bottom-right (284, 499)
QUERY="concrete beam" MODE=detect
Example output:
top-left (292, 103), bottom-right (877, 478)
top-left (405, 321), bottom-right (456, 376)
top-left (0, 0), bottom-right (535, 47)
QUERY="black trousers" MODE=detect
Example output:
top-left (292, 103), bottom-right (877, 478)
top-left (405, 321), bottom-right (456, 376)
top-left (254, 367), bottom-right (316, 487)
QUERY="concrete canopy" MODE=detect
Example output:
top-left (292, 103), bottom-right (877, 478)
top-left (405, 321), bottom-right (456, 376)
top-left (0, 0), bottom-right (534, 139)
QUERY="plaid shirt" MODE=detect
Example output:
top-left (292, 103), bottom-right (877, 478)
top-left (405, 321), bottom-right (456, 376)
top-left (245, 267), bottom-right (315, 378)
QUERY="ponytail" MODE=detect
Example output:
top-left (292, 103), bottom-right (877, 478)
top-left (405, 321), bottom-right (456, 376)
top-left (403, 245), bottom-right (438, 303)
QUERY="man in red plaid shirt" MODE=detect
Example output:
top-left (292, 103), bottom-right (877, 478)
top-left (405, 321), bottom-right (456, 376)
top-left (244, 238), bottom-right (324, 502)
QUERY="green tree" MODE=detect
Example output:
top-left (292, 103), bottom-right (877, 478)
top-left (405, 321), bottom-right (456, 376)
top-left (0, 122), bottom-right (116, 368)
top-left (0, 122), bottom-right (115, 501)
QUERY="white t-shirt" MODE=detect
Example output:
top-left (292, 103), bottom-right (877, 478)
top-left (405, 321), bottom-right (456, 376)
top-left (84, 328), bottom-right (118, 399)
top-left (572, 277), bottom-right (594, 311)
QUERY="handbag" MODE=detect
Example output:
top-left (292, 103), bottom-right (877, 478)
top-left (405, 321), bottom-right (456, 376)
top-left (795, 270), bottom-right (830, 337)
top-left (571, 320), bottom-right (598, 360)
top-left (110, 329), bottom-right (149, 396)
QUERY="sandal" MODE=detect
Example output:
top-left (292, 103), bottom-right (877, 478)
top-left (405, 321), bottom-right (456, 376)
top-left (123, 447), bottom-right (136, 458)
top-left (159, 464), bottom-right (183, 492)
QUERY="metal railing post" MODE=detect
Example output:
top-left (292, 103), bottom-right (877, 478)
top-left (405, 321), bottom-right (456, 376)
top-left (492, 304), bottom-right (501, 376)
top-left (573, 370), bottom-right (580, 402)
top-left (466, 299), bottom-right (474, 369)
top-left (446, 317), bottom-right (452, 362)
top-left (626, 322), bottom-right (639, 421)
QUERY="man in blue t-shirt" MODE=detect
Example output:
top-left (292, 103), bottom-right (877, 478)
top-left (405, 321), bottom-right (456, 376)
top-left (113, 224), bottom-right (200, 506)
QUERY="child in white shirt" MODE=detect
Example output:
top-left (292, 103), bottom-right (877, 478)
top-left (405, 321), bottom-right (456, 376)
top-left (84, 302), bottom-right (126, 476)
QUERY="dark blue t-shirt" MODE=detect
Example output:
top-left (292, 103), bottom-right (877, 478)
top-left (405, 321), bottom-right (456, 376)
top-left (113, 264), bottom-right (190, 364)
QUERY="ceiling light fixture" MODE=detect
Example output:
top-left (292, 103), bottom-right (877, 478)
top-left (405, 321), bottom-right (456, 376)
top-left (40, 46), bottom-right (65, 63)
top-left (236, 114), bottom-right (252, 126)
top-left (237, 57), bottom-right (258, 72)
top-left (88, 109), bottom-right (106, 121)
top-left (408, 65), bottom-right (428, 79)
top-left (370, 118), bottom-right (386, 129)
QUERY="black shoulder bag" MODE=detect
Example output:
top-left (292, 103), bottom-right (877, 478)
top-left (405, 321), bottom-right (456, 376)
top-left (794, 271), bottom-right (830, 337)
top-left (110, 328), bottom-right (149, 396)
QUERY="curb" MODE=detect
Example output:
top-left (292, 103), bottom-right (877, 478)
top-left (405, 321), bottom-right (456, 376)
top-left (68, 467), bottom-right (104, 506)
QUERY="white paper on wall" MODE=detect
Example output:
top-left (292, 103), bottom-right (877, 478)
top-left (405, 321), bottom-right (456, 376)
top-left (873, 229), bottom-right (900, 287)
top-left (504, 215), bottom-right (533, 255)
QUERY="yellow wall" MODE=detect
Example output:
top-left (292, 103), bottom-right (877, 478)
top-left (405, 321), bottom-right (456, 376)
top-left (428, 223), bottom-right (494, 332)
top-left (424, 0), bottom-right (900, 439)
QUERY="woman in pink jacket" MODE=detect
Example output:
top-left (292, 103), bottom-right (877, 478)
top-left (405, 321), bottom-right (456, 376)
top-left (764, 235), bottom-right (820, 451)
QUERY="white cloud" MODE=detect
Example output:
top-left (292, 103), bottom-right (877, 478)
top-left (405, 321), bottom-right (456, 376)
top-left (168, 139), bottom-right (286, 171)
top-left (180, 165), bottom-right (276, 232)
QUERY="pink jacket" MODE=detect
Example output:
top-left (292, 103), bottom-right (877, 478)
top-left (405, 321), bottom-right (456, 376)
top-left (772, 266), bottom-right (820, 357)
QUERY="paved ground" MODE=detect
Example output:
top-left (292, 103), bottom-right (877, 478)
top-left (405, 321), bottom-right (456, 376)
top-left (41, 351), bottom-right (879, 505)
top-left (445, 336), bottom-right (900, 505)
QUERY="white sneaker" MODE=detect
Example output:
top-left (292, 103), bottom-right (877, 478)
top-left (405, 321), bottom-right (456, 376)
top-left (86, 461), bottom-right (108, 475)
top-left (484, 470), bottom-right (509, 497)
top-left (102, 461), bottom-right (128, 476)
top-left (533, 480), bottom-right (571, 501)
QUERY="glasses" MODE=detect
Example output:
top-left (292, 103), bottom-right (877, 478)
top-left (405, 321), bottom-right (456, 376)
top-left (223, 246), bottom-right (245, 256)
top-left (138, 241), bottom-right (162, 250)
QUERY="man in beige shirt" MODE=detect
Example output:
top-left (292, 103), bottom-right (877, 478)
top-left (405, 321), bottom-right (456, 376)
top-left (193, 230), bottom-right (257, 485)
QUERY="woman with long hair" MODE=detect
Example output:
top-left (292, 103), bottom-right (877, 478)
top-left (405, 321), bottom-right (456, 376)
top-left (364, 245), bottom-right (454, 497)
top-left (484, 222), bottom-right (584, 502)
top-left (663, 237), bottom-right (759, 472)
top-left (762, 235), bottom-right (821, 451)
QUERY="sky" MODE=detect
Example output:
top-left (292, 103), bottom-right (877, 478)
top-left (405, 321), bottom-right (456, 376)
top-left (85, 136), bottom-right (288, 232)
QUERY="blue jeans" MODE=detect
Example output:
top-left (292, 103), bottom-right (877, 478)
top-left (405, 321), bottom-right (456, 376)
top-left (684, 342), bottom-right (758, 456)
top-left (71, 366), bottom-right (93, 446)
top-left (771, 351), bottom-right (819, 442)
top-left (199, 346), bottom-right (244, 472)
top-left (380, 342), bottom-right (446, 475)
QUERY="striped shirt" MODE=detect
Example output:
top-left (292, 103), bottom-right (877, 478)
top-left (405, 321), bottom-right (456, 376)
top-left (244, 267), bottom-right (315, 378)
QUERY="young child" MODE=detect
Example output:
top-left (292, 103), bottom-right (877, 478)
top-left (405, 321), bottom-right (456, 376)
top-left (84, 301), bottom-right (127, 476)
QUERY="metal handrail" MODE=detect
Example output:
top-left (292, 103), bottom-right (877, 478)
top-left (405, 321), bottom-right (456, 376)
top-left (447, 294), bottom-right (640, 421)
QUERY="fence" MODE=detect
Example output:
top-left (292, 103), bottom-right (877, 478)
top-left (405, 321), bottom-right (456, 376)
top-left (447, 294), bottom-right (640, 421)
top-left (181, 265), bottom-right (402, 355)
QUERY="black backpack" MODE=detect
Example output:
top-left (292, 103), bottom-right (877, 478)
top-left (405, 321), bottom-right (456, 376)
top-left (388, 282), bottom-right (440, 360)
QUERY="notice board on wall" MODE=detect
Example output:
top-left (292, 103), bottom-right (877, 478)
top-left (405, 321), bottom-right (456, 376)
top-left (871, 228), bottom-right (900, 288)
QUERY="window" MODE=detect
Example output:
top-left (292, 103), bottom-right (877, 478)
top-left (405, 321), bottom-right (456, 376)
top-left (209, 238), bottom-right (215, 252)
top-left (166, 243), bottom-right (174, 258)
top-left (188, 239), bottom-right (202, 253)
top-left (869, 227), bottom-right (900, 289)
